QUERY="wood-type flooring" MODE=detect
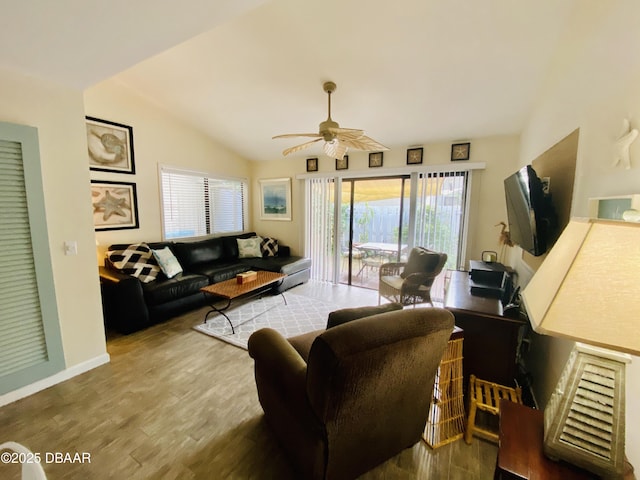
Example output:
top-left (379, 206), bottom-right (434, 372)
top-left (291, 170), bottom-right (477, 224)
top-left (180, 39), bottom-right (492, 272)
top-left (0, 281), bottom-right (497, 479)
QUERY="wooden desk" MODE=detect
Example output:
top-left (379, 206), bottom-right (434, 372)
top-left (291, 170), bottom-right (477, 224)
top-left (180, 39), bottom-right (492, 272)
top-left (495, 400), bottom-right (596, 479)
top-left (445, 271), bottom-right (525, 387)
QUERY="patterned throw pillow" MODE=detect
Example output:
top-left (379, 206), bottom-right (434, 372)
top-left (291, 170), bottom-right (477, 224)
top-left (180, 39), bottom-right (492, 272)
top-left (260, 237), bottom-right (278, 257)
top-left (152, 247), bottom-right (183, 279)
top-left (237, 237), bottom-right (262, 258)
top-left (107, 243), bottom-right (161, 283)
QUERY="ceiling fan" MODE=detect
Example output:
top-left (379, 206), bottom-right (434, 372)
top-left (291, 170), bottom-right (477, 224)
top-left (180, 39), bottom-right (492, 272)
top-left (273, 81), bottom-right (388, 160)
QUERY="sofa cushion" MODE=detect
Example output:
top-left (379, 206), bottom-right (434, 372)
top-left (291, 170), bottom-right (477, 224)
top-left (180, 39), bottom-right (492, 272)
top-left (142, 272), bottom-right (209, 306)
top-left (107, 243), bottom-right (161, 283)
top-left (152, 247), bottom-right (183, 279)
top-left (237, 237), bottom-right (262, 258)
top-left (222, 232), bottom-right (257, 258)
top-left (260, 237), bottom-right (279, 257)
top-left (173, 237), bottom-right (225, 269)
top-left (190, 262), bottom-right (251, 284)
top-left (243, 256), bottom-right (311, 275)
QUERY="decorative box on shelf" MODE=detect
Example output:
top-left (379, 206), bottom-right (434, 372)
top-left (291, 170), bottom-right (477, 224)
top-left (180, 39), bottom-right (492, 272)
top-left (237, 271), bottom-right (257, 284)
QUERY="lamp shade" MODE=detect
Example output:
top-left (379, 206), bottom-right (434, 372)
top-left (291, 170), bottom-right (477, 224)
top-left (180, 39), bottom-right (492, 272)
top-left (522, 217), bottom-right (638, 478)
top-left (522, 218), bottom-right (640, 355)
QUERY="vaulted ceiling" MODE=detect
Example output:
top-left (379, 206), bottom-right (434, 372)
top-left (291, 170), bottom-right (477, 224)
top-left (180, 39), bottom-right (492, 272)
top-left (1, 0), bottom-right (577, 161)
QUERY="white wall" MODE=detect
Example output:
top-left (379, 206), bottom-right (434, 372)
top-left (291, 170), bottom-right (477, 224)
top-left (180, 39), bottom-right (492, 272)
top-left (519, 0), bottom-right (640, 464)
top-left (84, 79), bottom-right (252, 257)
top-left (0, 68), bottom-right (107, 369)
top-left (251, 135), bottom-right (520, 262)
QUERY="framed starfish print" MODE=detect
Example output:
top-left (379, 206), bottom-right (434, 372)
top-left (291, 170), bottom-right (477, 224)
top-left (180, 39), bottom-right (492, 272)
top-left (91, 180), bottom-right (139, 230)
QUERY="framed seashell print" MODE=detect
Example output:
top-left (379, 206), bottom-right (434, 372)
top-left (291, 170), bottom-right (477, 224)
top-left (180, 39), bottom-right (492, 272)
top-left (86, 116), bottom-right (135, 174)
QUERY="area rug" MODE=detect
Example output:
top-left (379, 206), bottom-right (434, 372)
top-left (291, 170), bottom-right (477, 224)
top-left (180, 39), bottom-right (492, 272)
top-left (193, 292), bottom-right (334, 349)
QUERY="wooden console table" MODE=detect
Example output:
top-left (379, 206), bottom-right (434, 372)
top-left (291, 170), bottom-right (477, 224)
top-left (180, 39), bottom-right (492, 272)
top-left (445, 271), bottom-right (526, 388)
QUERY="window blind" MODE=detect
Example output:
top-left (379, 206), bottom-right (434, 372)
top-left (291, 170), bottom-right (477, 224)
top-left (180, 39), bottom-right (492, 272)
top-left (160, 167), bottom-right (247, 240)
top-left (414, 170), bottom-right (469, 270)
top-left (0, 140), bottom-right (48, 378)
top-left (305, 177), bottom-right (336, 282)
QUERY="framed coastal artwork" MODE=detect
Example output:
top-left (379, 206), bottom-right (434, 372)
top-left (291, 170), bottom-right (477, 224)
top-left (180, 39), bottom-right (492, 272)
top-left (91, 180), bottom-right (139, 230)
top-left (406, 147), bottom-right (423, 165)
top-left (259, 177), bottom-right (292, 221)
top-left (369, 151), bottom-right (383, 168)
top-left (451, 142), bottom-right (471, 161)
top-left (336, 155), bottom-right (349, 170)
top-left (86, 116), bottom-right (135, 174)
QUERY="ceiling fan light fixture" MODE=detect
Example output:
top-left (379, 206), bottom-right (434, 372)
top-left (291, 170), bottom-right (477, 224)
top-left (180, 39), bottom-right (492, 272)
top-left (324, 138), bottom-right (348, 160)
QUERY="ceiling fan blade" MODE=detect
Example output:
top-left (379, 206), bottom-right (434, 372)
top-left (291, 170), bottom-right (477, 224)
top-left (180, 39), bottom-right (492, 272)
top-left (323, 140), bottom-right (348, 160)
top-left (327, 127), bottom-right (364, 140)
top-left (282, 138), bottom-right (322, 156)
top-left (340, 135), bottom-right (389, 152)
top-left (328, 127), bottom-right (363, 134)
top-left (273, 133), bottom-right (322, 139)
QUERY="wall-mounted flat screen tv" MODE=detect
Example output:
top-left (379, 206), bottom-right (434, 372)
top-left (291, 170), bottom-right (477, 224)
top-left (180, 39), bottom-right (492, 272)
top-left (504, 165), bottom-right (557, 257)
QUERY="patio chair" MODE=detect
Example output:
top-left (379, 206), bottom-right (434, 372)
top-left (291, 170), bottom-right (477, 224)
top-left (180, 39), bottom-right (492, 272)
top-left (378, 247), bottom-right (447, 306)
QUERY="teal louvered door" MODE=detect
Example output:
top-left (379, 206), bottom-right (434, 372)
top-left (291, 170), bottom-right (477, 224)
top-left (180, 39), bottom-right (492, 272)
top-left (0, 121), bottom-right (64, 396)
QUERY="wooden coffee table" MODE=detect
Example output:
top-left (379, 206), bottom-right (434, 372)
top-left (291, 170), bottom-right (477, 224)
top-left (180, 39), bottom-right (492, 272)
top-left (200, 271), bottom-right (287, 333)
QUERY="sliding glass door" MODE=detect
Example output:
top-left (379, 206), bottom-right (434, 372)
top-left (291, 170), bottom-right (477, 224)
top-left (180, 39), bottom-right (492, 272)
top-left (339, 176), bottom-right (410, 289)
top-left (304, 168), bottom-right (470, 299)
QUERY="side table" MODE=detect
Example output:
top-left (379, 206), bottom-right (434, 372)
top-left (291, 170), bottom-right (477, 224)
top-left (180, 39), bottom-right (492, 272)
top-left (495, 399), bottom-right (597, 479)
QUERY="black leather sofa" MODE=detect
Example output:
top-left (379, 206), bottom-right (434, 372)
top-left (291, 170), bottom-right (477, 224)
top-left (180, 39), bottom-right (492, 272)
top-left (99, 232), bottom-right (311, 334)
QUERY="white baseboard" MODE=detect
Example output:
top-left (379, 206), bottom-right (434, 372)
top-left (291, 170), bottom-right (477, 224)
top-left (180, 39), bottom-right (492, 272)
top-left (0, 353), bottom-right (111, 407)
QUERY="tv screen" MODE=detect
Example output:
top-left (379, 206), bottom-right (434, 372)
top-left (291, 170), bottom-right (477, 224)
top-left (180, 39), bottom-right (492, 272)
top-left (504, 165), bottom-right (556, 256)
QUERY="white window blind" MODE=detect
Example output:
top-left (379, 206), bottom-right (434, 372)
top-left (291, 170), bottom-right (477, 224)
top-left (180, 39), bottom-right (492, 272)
top-left (305, 177), bottom-right (336, 282)
top-left (160, 167), bottom-right (247, 240)
top-left (414, 170), bottom-right (469, 269)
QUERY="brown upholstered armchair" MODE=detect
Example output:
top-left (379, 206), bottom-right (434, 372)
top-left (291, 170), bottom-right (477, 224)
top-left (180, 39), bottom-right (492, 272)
top-left (248, 306), bottom-right (454, 480)
top-left (378, 247), bottom-right (447, 306)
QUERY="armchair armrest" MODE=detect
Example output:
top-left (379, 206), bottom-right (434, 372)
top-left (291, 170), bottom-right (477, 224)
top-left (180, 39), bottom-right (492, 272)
top-left (248, 328), bottom-right (307, 401)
